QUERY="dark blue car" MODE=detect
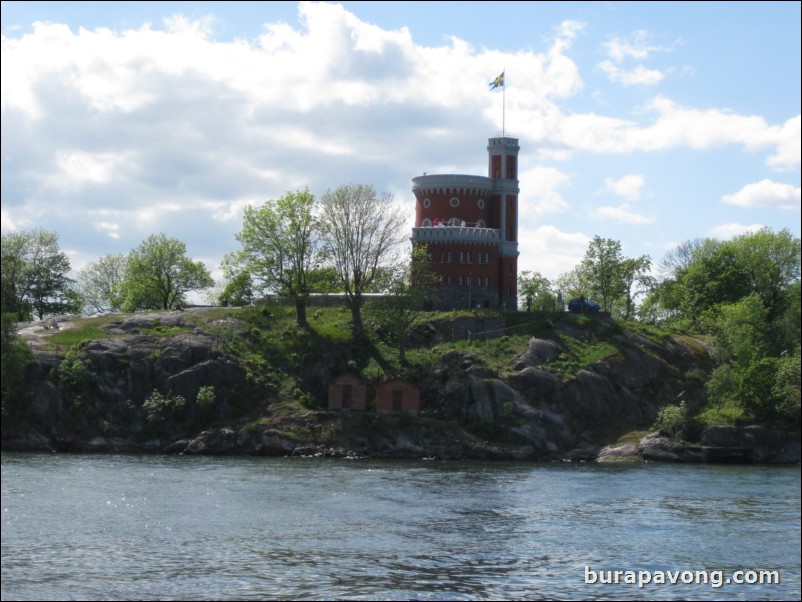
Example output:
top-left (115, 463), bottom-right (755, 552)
top-left (568, 297), bottom-right (601, 313)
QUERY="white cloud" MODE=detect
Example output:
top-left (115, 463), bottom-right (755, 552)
top-left (603, 174), bottom-right (645, 200)
top-left (93, 221), bottom-right (121, 239)
top-left (598, 30), bottom-right (677, 86)
top-left (722, 179), bottom-right (801, 210)
top-left (603, 30), bottom-right (677, 63)
top-left (1, 3), bottom-right (797, 281)
top-left (518, 225), bottom-right (590, 280)
top-left (597, 60), bottom-right (664, 86)
top-left (593, 204), bottom-right (655, 224)
top-left (710, 222), bottom-right (767, 239)
top-left (0, 208), bottom-right (26, 233)
top-left (54, 150), bottom-right (129, 186)
top-left (518, 166), bottom-right (571, 220)
top-left (544, 96), bottom-right (796, 165)
top-left (766, 115), bottom-right (801, 171)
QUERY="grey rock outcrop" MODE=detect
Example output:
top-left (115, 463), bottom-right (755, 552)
top-left (5, 310), bottom-right (796, 463)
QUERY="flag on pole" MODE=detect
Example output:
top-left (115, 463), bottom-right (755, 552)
top-left (489, 71), bottom-right (505, 90)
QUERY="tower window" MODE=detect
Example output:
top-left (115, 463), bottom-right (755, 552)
top-left (449, 197), bottom-right (460, 207)
top-left (423, 199), bottom-right (431, 208)
top-left (506, 157), bottom-right (516, 179)
top-left (492, 156), bottom-right (501, 178)
top-left (477, 199), bottom-right (485, 209)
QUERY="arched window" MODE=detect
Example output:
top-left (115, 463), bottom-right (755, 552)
top-left (422, 218), bottom-right (432, 227)
top-left (476, 219), bottom-right (486, 228)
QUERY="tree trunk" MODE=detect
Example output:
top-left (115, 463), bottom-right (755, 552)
top-left (295, 297), bottom-right (309, 330)
top-left (349, 300), bottom-right (364, 338)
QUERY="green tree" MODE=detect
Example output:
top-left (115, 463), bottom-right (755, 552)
top-left (773, 346), bottom-right (801, 426)
top-left (648, 230), bottom-right (800, 332)
top-left (581, 236), bottom-right (625, 313)
top-left (73, 254), bottom-right (128, 314)
top-left (232, 190), bottom-right (320, 328)
top-left (681, 240), bottom-right (751, 319)
top-left (518, 271), bottom-right (557, 311)
top-left (320, 183), bottom-right (407, 337)
top-left (1, 312), bottom-right (33, 412)
top-left (121, 234), bottom-right (213, 311)
top-left (713, 295), bottom-right (768, 366)
top-left (706, 364), bottom-right (741, 411)
top-left (638, 278), bottom-right (684, 325)
top-left (371, 244), bottom-right (440, 363)
top-left (1, 229), bottom-right (78, 320)
top-left (740, 357), bottom-right (782, 423)
top-left (658, 237), bottom-right (706, 280)
top-left (307, 266), bottom-right (340, 295)
top-left (555, 266), bottom-right (590, 305)
top-left (219, 272), bottom-right (254, 307)
top-left (619, 255), bottom-right (653, 321)
top-left (732, 227), bottom-right (800, 324)
top-left (772, 280), bottom-right (801, 356)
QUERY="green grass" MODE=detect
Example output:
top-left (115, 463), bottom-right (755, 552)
top-left (544, 337), bottom-right (620, 377)
top-left (696, 404), bottom-right (745, 428)
top-left (42, 314), bottom-right (124, 349)
top-left (27, 303), bottom-right (693, 403)
top-left (620, 319), bottom-right (675, 344)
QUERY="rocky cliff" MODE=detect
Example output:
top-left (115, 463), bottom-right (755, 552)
top-left (2, 308), bottom-right (798, 463)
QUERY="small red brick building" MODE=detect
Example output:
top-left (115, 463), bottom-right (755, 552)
top-left (327, 373), bottom-right (368, 411)
top-left (375, 379), bottom-right (421, 415)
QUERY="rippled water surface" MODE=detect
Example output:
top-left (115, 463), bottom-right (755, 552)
top-left (2, 454), bottom-right (799, 600)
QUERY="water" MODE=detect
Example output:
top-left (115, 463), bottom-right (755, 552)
top-left (2, 453), bottom-right (799, 601)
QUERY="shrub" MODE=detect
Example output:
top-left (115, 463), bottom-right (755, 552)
top-left (58, 349), bottom-right (95, 391)
top-left (653, 401), bottom-right (689, 439)
top-left (143, 389), bottom-right (186, 425)
top-left (196, 386), bottom-right (216, 409)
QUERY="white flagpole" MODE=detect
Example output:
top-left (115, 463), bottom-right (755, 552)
top-left (502, 69), bottom-right (506, 136)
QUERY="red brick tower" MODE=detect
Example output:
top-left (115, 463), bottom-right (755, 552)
top-left (411, 136), bottom-right (520, 309)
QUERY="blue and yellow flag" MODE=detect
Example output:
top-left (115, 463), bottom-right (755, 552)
top-left (489, 71), bottom-right (505, 90)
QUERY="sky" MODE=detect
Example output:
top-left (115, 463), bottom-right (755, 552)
top-left (2, 1), bottom-right (800, 295)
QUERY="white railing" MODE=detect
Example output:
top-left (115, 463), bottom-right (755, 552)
top-left (411, 226), bottom-right (500, 242)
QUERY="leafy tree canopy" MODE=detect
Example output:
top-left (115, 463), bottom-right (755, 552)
top-left (121, 234), bottom-right (213, 311)
top-left (1, 229), bottom-right (78, 321)
top-left (232, 189), bottom-right (320, 328)
top-left (73, 254), bottom-right (128, 314)
top-left (320, 183), bottom-right (407, 337)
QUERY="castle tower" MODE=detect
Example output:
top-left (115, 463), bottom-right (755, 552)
top-left (410, 136), bottom-right (520, 309)
top-left (488, 136), bottom-right (520, 309)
